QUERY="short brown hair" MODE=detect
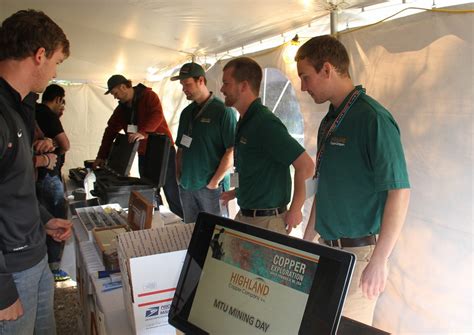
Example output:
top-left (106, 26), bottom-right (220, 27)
top-left (223, 57), bottom-right (262, 96)
top-left (193, 76), bottom-right (207, 85)
top-left (295, 35), bottom-right (350, 77)
top-left (0, 9), bottom-right (70, 61)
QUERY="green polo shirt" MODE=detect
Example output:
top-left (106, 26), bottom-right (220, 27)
top-left (235, 98), bottom-right (305, 209)
top-left (176, 94), bottom-right (236, 190)
top-left (315, 86), bottom-right (410, 240)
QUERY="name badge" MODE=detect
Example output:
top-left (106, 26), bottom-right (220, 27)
top-left (330, 136), bottom-right (347, 146)
top-left (127, 124), bottom-right (138, 133)
top-left (230, 172), bottom-right (239, 188)
top-left (181, 135), bottom-right (193, 148)
top-left (305, 177), bottom-right (318, 199)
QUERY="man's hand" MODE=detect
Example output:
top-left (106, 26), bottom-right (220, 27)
top-left (44, 153), bottom-right (57, 170)
top-left (220, 190), bottom-right (236, 206)
top-left (92, 158), bottom-right (105, 170)
top-left (33, 138), bottom-right (55, 154)
top-left (45, 218), bottom-right (73, 242)
top-left (284, 208), bottom-right (303, 234)
top-left (0, 299), bottom-right (23, 321)
top-left (128, 132), bottom-right (145, 143)
top-left (303, 226), bottom-right (317, 242)
top-left (358, 188), bottom-right (410, 299)
top-left (206, 181), bottom-right (219, 190)
top-left (302, 197), bottom-right (317, 241)
top-left (359, 255), bottom-right (389, 300)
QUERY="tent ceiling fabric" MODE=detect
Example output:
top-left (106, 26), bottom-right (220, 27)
top-left (1, 0), bottom-right (385, 83)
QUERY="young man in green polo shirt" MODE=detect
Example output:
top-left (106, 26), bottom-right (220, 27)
top-left (220, 57), bottom-right (314, 235)
top-left (296, 35), bottom-right (410, 325)
top-left (172, 63), bottom-right (237, 223)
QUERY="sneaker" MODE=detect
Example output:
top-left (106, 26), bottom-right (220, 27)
top-left (52, 269), bottom-right (70, 282)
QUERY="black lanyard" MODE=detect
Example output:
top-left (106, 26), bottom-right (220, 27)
top-left (187, 93), bottom-right (213, 137)
top-left (130, 93), bottom-right (137, 125)
top-left (314, 88), bottom-right (362, 178)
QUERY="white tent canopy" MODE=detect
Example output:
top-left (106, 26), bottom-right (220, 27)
top-left (1, 1), bottom-right (473, 333)
top-left (0, 0), bottom-right (385, 82)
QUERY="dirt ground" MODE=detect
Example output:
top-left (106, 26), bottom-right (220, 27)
top-left (54, 280), bottom-right (82, 335)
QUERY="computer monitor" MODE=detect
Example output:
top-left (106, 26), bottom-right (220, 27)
top-left (106, 133), bottom-right (139, 176)
top-left (169, 213), bottom-right (356, 335)
top-left (141, 133), bottom-right (170, 188)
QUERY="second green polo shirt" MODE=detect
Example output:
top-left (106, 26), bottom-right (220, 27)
top-left (235, 98), bottom-right (305, 209)
top-left (176, 95), bottom-right (237, 190)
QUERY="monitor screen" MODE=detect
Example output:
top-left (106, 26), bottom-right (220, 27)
top-left (106, 133), bottom-right (139, 176)
top-left (141, 133), bottom-right (170, 187)
top-left (169, 213), bottom-right (355, 335)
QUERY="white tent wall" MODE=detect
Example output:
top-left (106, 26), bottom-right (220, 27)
top-left (54, 5), bottom-right (472, 334)
top-left (339, 10), bottom-right (473, 334)
top-left (60, 84), bottom-right (115, 170)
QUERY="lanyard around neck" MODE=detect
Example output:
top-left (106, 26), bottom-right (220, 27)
top-left (314, 88), bottom-right (362, 178)
top-left (187, 93), bottom-right (213, 137)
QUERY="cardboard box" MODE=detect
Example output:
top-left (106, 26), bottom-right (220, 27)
top-left (159, 209), bottom-right (182, 226)
top-left (117, 224), bottom-right (194, 334)
top-left (92, 226), bottom-right (129, 271)
top-left (128, 190), bottom-right (154, 230)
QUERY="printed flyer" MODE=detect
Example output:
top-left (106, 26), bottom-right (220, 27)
top-left (188, 225), bottom-right (319, 334)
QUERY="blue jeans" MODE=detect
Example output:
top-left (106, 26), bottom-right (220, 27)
top-left (179, 185), bottom-right (223, 223)
top-left (36, 174), bottom-right (66, 219)
top-left (36, 174), bottom-right (66, 265)
top-left (0, 256), bottom-right (56, 335)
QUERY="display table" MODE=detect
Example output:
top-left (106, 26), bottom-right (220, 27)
top-left (73, 216), bottom-right (131, 334)
top-left (72, 208), bottom-right (183, 335)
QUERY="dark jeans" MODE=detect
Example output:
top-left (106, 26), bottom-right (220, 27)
top-left (36, 174), bottom-right (66, 265)
top-left (138, 146), bottom-right (183, 218)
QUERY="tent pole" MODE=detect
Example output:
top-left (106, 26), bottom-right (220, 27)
top-left (330, 9), bottom-right (338, 35)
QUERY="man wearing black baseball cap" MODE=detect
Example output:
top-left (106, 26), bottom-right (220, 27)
top-left (172, 63), bottom-right (236, 223)
top-left (104, 74), bottom-right (129, 94)
top-left (93, 74), bottom-right (183, 218)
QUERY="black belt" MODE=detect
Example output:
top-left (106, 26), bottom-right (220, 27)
top-left (240, 206), bottom-right (287, 217)
top-left (324, 235), bottom-right (376, 248)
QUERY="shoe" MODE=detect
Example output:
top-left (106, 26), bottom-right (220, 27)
top-left (52, 269), bottom-right (71, 282)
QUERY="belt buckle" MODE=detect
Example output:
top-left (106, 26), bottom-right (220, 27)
top-left (327, 239), bottom-right (342, 248)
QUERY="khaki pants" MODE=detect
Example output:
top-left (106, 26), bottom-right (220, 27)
top-left (321, 241), bottom-right (378, 326)
top-left (235, 210), bottom-right (288, 235)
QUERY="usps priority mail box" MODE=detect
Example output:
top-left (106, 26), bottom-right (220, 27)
top-left (117, 224), bottom-right (194, 334)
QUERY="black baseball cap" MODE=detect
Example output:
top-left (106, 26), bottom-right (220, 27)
top-left (170, 63), bottom-right (205, 81)
top-left (105, 74), bottom-right (129, 94)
